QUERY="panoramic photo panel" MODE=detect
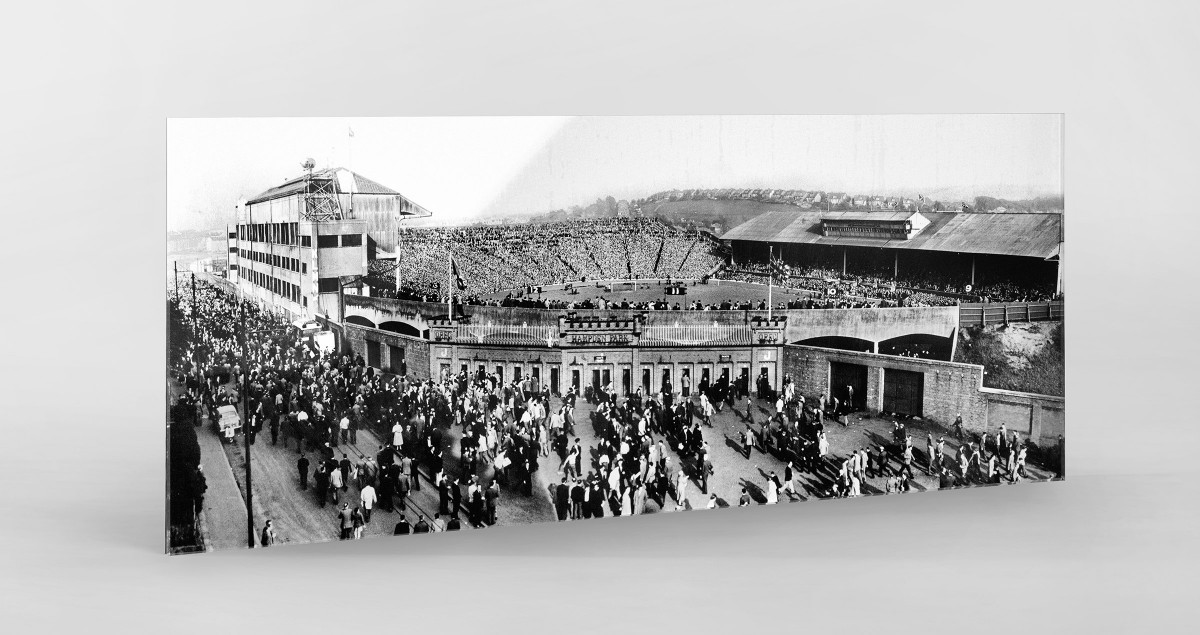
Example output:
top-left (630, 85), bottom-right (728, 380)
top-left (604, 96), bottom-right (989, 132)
top-left (166, 115), bottom-right (1065, 553)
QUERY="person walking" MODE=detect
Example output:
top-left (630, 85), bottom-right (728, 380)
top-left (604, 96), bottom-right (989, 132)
top-left (339, 454), bottom-right (352, 491)
top-left (783, 461), bottom-right (797, 498)
top-left (675, 469), bottom-right (689, 505)
top-left (407, 454), bottom-right (420, 491)
top-left (899, 442), bottom-right (915, 479)
top-left (393, 516), bottom-right (411, 535)
top-left (413, 515), bottom-right (431, 534)
top-left (260, 520), bottom-right (277, 547)
top-left (485, 480), bottom-right (500, 526)
top-left (336, 503), bottom-right (354, 540)
top-left (360, 483), bottom-right (377, 524)
top-left (314, 463), bottom-right (330, 508)
top-left (352, 506), bottom-right (366, 539)
top-left (297, 454), bottom-right (310, 490)
top-left (329, 462), bottom-right (343, 504)
top-left (765, 471), bottom-right (780, 504)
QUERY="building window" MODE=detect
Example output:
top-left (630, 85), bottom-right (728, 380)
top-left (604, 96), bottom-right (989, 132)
top-left (341, 234), bottom-right (362, 247)
top-left (302, 262), bottom-right (307, 274)
top-left (318, 277), bottom-right (339, 293)
top-left (228, 247), bottom-right (236, 253)
top-left (317, 235), bottom-right (339, 248)
top-left (300, 235), bottom-right (311, 247)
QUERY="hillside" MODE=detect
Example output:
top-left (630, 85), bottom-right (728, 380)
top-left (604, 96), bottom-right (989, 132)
top-left (638, 199), bottom-right (799, 231)
top-left (954, 322), bottom-right (1064, 396)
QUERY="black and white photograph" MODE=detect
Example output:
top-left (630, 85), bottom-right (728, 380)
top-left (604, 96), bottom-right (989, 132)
top-left (167, 115), bottom-right (1066, 552)
top-left (8, 2), bottom-right (1200, 632)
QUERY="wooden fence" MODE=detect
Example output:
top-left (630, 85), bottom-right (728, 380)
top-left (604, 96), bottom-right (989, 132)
top-left (959, 301), bottom-right (1064, 327)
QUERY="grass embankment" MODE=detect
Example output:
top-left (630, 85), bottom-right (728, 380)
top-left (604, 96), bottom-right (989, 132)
top-left (954, 322), bottom-right (1064, 396)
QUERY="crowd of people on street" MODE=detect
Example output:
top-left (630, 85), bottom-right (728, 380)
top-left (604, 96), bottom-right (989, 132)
top-left (169, 277), bottom-right (1063, 546)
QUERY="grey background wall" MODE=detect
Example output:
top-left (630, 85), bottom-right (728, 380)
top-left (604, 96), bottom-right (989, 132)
top-left (2, 1), bottom-right (1199, 633)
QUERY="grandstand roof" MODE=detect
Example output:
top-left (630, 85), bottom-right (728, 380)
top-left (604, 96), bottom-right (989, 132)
top-left (246, 167), bottom-right (413, 206)
top-left (720, 210), bottom-right (1062, 259)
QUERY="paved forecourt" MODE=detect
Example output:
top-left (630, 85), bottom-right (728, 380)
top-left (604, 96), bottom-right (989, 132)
top-left (203, 374), bottom-right (1055, 548)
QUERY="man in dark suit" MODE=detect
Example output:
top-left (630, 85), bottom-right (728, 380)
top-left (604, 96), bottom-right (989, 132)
top-left (555, 477), bottom-right (570, 521)
top-left (570, 478), bottom-right (585, 519)
top-left (438, 475), bottom-right (452, 516)
top-left (413, 515), bottom-right (430, 534)
top-left (393, 516), bottom-right (411, 535)
top-left (314, 463), bottom-right (330, 507)
top-left (377, 464), bottom-right (394, 512)
top-left (485, 480), bottom-right (500, 526)
top-left (450, 477), bottom-right (463, 518)
top-left (339, 454), bottom-right (352, 491)
top-left (297, 454), bottom-right (310, 490)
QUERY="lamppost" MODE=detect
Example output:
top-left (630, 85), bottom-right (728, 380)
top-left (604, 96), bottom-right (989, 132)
top-left (237, 297), bottom-right (289, 548)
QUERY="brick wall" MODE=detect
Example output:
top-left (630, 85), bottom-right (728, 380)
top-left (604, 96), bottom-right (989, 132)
top-left (783, 344), bottom-right (989, 434)
top-left (343, 323), bottom-right (432, 381)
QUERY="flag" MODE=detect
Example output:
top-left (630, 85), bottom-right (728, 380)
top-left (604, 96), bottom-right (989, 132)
top-left (450, 256), bottom-right (466, 290)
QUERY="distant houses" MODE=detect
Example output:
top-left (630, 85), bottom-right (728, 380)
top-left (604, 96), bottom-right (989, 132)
top-left (634, 187), bottom-right (1028, 215)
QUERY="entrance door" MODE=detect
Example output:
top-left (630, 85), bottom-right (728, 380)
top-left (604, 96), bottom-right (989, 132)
top-left (883, 368), bottom-right (924, 417)
top-left (531, 366), bottom-right (541, 392)
top-left (601, 368), bottom-right (612, 391)
top-left (388, 345), bottom-right (405, 375)
top-left (495, 365), bottom-right (504, 383)
top-left (661, 367), bottom-right (672, 394)
top-left (830, 361), bottom-right (868, 412)
top-left (513, 366), bottom-right (522, 381)
top-left (366, 340), bottom-right (381, 368)
top-left (621, 367), bottom-right (631, 397)
top-left (550, 367), bottom-right (560, 395)
top-left (571, 369), bottom-right (581, 392)
top-left (591, 369), bottom-right (601, 395)
top-left (641, 367), bottom-right (652, 394)
top-left (758, 365), bottom-right (774, 398)
top-left (738, 365), bottom-right (750, 397)
top-left (680, 367), bottom-right (691, 397)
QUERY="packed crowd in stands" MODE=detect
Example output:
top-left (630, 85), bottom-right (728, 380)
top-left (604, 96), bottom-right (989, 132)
top-left (368, 219), bottom-right (725, 301)
top-left (360, 216), bottom-right (1058, 311)
top-left (728, 261), bottom-right (1060, 307)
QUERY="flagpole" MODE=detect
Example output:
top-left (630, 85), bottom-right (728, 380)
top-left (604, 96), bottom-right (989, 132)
top-left (767, 245), bottom-right (773, 320)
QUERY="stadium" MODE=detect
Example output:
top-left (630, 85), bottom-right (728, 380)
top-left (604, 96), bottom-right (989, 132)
top-left (223, 166), bottom-right (1064, 446)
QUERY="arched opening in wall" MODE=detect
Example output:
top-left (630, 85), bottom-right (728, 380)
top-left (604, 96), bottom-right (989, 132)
top-left (345, 315), bottom-right (376, 329)
top-left (379, 321), bottom-right (422, 338)
top-left (795, 336), bottom-right (875, 353)
top-left (877, 334), bottom-right (952, 361)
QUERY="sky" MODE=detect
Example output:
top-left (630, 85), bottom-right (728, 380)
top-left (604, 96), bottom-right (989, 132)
top-left (167, 114), bottom-right (1063, 231)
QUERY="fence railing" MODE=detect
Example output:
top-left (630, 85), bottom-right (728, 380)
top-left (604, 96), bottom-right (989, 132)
top-left (639, 325), bottom-right (752, 345)
top-left (958, 301), bottom-right (1064, 327)
top-left (454, 324), bottom-right (557, 345)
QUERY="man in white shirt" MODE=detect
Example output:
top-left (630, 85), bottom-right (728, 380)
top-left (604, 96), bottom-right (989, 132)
top-left (360, 483), bottom-right (377, 523)
top-left (339, 414), bottom-right (350, 444)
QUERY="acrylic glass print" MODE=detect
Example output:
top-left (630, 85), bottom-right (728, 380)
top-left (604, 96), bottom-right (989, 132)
top-left (166, 115), bottom-right (1065, 553)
